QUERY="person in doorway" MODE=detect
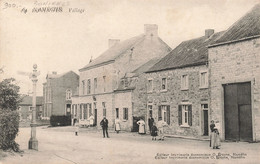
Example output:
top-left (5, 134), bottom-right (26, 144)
top-left (100, 116), bottom-right (109, 138)
top-left (151, 122), bottom-right (158, 141)
top-left (148, 115), bottom-right (154, 134)
top-left (210, 120), bottom-right (215, 147)
top-left (89, 114), bottom-right (94, 127)
top-left (137, 118), bottom-right (146, 134)
top-left (74, 119), bottom-right (79, 136)
top-left (212, 127), bottom-right (221, 149)
top-left (157, 119), bottom-right (168, 141)
top-left (115, 118), bottom-right (121, 133)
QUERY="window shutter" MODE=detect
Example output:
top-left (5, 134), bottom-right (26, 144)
top-left (167, 105), bottom-right (170, 125)
top-left (178, 105), bottom-right (182, 125)
top-left (158, 106), bottom-right (162, 121)
top-left (188, 105), bottom-right (192, 126)
top-left (126, 108), bottom-right (128, 120)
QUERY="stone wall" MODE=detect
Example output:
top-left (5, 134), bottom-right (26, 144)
top-left (208, 38), bottom-right (260, 141)
top-left (144, 65), bottom-right (209, 137)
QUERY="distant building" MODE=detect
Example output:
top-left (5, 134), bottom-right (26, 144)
top-left (18, 95), bottom-right (43, 120)
top-left (42, 71), bottom-right (79, 120)
top-left (72, 24), bottom-right (171, 128)
top-left (208, 4), bottom-right (260, 142)
top-left (145, 29), bottom-right (224, 138)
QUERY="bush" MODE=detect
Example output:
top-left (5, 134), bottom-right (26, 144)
top-left (0, 109), bottom-right (20, 152)
top-left (50, 115), bottom-right (71, 127)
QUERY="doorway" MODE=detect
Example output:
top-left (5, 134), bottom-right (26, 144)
top-left (201, 104), bottom-right (209, 136)
top-left (224, 82), bottom-right (252, 142)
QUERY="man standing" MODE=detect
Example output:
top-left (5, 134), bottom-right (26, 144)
top-left (100, 116), bottom-right (109, 138)
top-left (148, 115), bottom-right (154, 134)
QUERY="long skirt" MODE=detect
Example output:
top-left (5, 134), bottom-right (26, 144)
top-left (212, 132), bottom-right (221, 148)
top-left (138, 125), bottom-right (145, 134)
top-left (115, 123), bottom-right (120, 131)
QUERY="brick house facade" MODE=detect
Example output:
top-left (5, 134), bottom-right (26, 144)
top-left (42, 71), bottom-right (79, 119)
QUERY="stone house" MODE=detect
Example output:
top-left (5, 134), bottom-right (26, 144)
top-left (208, 4), bottom-right (260, 142)
top-left (42, 71), bottom-right (79, 120)
top-left (18, 95), bottom-right (43, 120)
top-left (71, 24), bottom-right (171, 128)
top-left (114, 57), bottom-right (165, 131)
top-left (145, 30), bottom-right (224, 138)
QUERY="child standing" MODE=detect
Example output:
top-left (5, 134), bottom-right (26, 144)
top-left (151, 122), bottom-right (158, 141)
top-left (74, 119), bottom-right (79, 136)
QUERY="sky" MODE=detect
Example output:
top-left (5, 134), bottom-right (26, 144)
top-left (0, 0), bottom-right (259, 96)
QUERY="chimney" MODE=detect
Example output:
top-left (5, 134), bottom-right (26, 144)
top-left (52, 71), bottom-right (57, 75)
top-left (205, 29), bottom-right (214, 38)
top-left (144, 24), bottom-right (158, 37)
top-left (108, 39), bottom-right (120, 48)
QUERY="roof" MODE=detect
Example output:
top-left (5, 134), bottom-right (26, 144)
top-left (131, 57), bottom-right (162, 76)
top-left (147, 31), bottom-right (225, 73)
top-left (212, 4), bottom-right (260, 45)
top-left (79, 34), bottom-right (172, 72)
top-left (46, 71), bottom-right (78, 79)
top-left (19, 95), bottom-right (43, 106)
top-left (79, 35), bottom-right (145, 71)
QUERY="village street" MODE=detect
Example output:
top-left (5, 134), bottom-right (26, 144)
top-left (1, 126), bottom-right (260, 164)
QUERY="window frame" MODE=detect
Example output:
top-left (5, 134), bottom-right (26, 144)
top-left (178, 104), bottom-right (192, 127)
top-left (147, 78), bottom-right (153, 93)
top-left (181, 74), bottom-right (189, 90)
top-left (123, 108), bottom-right (128, 120)
top-left (199, 70), bottom-right (209, 89)
top-left (161, 77), bottom-right (167, 92)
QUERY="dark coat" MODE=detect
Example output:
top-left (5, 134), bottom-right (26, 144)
top-left (151, 125), bottom-right (158, 136)
top-left (100, 118), bottom-right (109, 128)
top-left (148, 117), bottom-right (154, 127)
top-left (210, 123), bottom-right (215, 132)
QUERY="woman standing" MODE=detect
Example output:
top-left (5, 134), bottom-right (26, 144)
top-left (137, 118), bottom-right (145, 134)
top-left (151, 122), bottom-right (158, 140)
top-left (115, 118), bottom-right (121, 133)
top-left (210, 120), bottom-right (215, 147)
top-left (212, 127), bottom-right (221, 149)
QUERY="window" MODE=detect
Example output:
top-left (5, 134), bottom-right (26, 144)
top-left (158, 105), bottom-right (170, 125)
top-left (124, 79), bottom-right (129, 88)
top-left (161, 78), bottom-right (167, 91)
top-left (123, 108), bottom-right (128, 120)
top-left (94, 78), bottom-right (97, 93)
top-left (87, 79), bottom-right (91, 94)
top-left (200, 71), bottom-right (208, 88)
top-left (181, 75), bottom-right (189, 90)
top-left (116, 108), bottom-right (119, 119)
top-left (66, 89), bottom-right (72, 100)
top-left (102, 102), bottom-right (106, 116)
top-left (80, 105), bottom-right (83, 119)
top-left (178, 105), bottom-right (192, 126)
top-left (82, 80), bottom-right (85, 95)
top-left (103, 76), bottom-right (106, 92)
top-left (148, 105), bottom-right (153, 117)
top-left (147, 79), bottom-right (153, 92)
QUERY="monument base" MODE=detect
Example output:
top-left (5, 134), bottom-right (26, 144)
top-left (28, 138), bottom-right (38, 150)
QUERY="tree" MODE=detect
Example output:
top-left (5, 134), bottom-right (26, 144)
top-left (0, 78), bottom-right (21, 152)
top-left (0, 78), bottom-right (21, 110)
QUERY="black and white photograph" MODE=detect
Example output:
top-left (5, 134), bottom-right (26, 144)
top-left (0, 0), bottom-right (260, 163)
